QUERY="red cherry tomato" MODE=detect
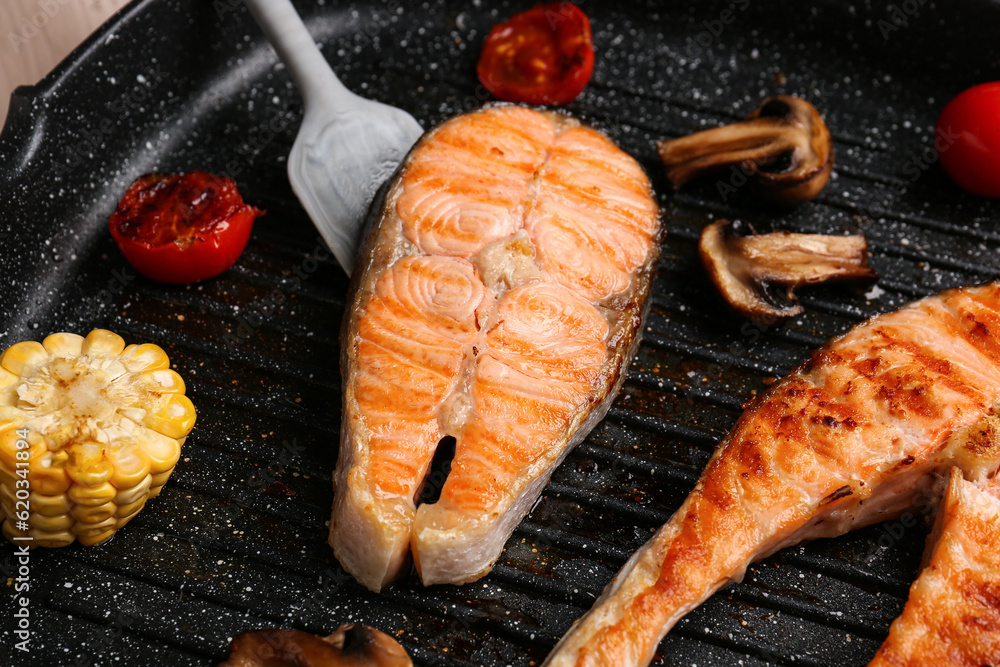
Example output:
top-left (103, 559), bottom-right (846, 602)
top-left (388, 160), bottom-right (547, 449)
top-left (477, 2), bottom-right (594, 106)
top-left (936, 82), bottom-right (1000, 198)
top-left (109, 171), bottom-right (264, 284)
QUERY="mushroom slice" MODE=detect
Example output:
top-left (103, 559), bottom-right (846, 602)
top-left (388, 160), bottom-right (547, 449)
top-left (219, 625), bottom-right (412, 667)
top-left (658, 95), bottom-right (833, 204)
top-left (699, 219), bottom-right (877, 319)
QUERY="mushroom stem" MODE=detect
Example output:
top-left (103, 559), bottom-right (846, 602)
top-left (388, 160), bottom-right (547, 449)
top-left (733, 232), bottom-right (875, 285)
top-left (657, 119), bottom-right (798, 188)
top-left (699, 219), bottom-right (877, 320)
top-left (657, 96), bottom-right (834, 205)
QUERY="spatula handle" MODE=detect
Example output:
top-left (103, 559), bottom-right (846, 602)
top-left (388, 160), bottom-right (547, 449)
top-left (243, 0), bottom-right (354, 113)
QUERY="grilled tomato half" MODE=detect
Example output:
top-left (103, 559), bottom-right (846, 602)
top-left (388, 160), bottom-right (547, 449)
top-left (109, 170), bottom-right (264, 284)
top-left (477, 2), bottom-right (594, 106)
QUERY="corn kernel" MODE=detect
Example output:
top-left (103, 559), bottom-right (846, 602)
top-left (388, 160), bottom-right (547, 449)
top-left (116, 497), bottom-right (147, 519)
top-left (119, 343), bottom-right (170, 372)
top-left (81, 329), bottom-right (125, 358)
top-left (67, 481), bottom-right (117, 506)
top-left (0, 367), bottom-right (19, 391)
top-left (29, 512), bottom-right (74, 532)
top-left (144, 394), bottom-right (197, 439)
top-left (115, 475), bottom-right (151, 506)
top-left (149, 478), bottom-right (170, 498)
top-left (0, 428), bottom-right (21, 469)
top-left (67, 452), bottom-right (114, 487)
top-left (2, 520), bottom-right (26, 541)
top-left (77, 512), bottom-right (117, 531)
top-left (141, 430), bottom-right (182, 475)
top-left (42, 332), bottom-right (85, 357)
top-left (1, 341), bottom-right (48, 376)
top-left (71, 502), bottom-right (117, 525)
top-left (0, 463), bottom-right (15, 488)
top-left (138, 369), bottom-right (186, 395)
top-left (0, 485), bottom-right (14, 510)
top-left (32, 530), bottom-right (75, 548)
top-left (108, 446), bottom-right (152, 489)
top-left (0, 407), bottom-right (25, 431)
top-left (29, 492), bottom-right (71, 517)
top-left (149, 469), bottom-right (174, 496)
top-left (27, 456), bottom-right (72, 496)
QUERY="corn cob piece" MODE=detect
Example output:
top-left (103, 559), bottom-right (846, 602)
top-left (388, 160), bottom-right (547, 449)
top-left (0, 329), bottom-right (196, 547)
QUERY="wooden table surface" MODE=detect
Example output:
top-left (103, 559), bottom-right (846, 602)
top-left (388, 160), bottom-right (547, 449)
top-left (0, 0), bottom-right (131, 127)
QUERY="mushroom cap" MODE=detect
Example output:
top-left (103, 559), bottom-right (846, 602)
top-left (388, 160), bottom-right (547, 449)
top-left (700, 219), bottom-right (802, 320)
top-left (747, 96), bottom-right (834, 204)
top-left (699, 219), bottom-right (876, 320)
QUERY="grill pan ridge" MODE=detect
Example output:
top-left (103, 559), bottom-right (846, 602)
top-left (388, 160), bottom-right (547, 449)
top-left (1, 0), bottom-right (999, 665)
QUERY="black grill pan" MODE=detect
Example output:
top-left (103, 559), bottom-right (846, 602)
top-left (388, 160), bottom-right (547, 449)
top-left (2, 0), bottom-right (999, 665)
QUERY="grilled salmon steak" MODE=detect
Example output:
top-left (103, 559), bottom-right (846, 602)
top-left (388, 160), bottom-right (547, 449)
top-left (545, 282), bottom-right (1000, 667)
top-left (868, 467), bottom-right (1000, 667)
top-left (330, 105), bottom-right (661, 592)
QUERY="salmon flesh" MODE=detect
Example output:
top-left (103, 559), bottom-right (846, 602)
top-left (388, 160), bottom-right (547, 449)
top-left (545, 282), bottom-right (1000, 667)
top-left (868, 467), bottom-right (1000, 666)
top-left (329, 105), bottom-right (661, 592)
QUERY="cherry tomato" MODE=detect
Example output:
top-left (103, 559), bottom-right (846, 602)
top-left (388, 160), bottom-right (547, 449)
top-left (109, 171), bottom-right (264, 284)
top-left (936, 82), bottom-right (1000, 198)
top-left (477, 2), bottom-right (594, 106)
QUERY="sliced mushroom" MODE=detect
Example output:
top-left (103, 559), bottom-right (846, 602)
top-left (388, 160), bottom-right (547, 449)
top-left (219, 624), bottom-right (412, 667)
top-left (658, 96), bottom-right (833, 204)
top-left (699, 219), bottom-right (877, 320)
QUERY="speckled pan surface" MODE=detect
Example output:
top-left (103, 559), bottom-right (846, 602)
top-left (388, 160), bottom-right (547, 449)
top-left (0, 1), bottom-right (998, 666)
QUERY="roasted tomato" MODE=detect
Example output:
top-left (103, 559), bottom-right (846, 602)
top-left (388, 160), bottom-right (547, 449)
top-left (936, 82), bottom-right (1000, 198)
top-left (109, 171), bottom-right (264, 284)
top-left (477, 2), bottom-right (594, 106)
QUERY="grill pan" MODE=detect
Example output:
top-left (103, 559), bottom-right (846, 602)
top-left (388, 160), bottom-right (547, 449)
top-left (2, 0), bottom-right (1000, 665)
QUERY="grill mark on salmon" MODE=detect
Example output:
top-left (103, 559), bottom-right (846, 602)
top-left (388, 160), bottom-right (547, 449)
top-left (544, 282), bottom-right (1000, 667)
top-left (332, 105), bottom-right (660, 591)
top-left (868, 467), bottom-right (1000, 667)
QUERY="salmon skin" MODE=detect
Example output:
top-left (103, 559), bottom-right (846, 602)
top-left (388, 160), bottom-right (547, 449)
top-left (330, 105), bottom-right (661, 592)
top-left (545, 282), bottom-right (1000, 667)
top-left (868, 467), bottom-right (1000, 667)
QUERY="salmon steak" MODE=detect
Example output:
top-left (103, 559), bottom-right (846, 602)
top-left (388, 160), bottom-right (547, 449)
top-left (868, 467), bottom-right (1000, 667)
top-left (329, 105), bottom-right (661, 592)
top-left (544, 282), bottom-right (1000, 667)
